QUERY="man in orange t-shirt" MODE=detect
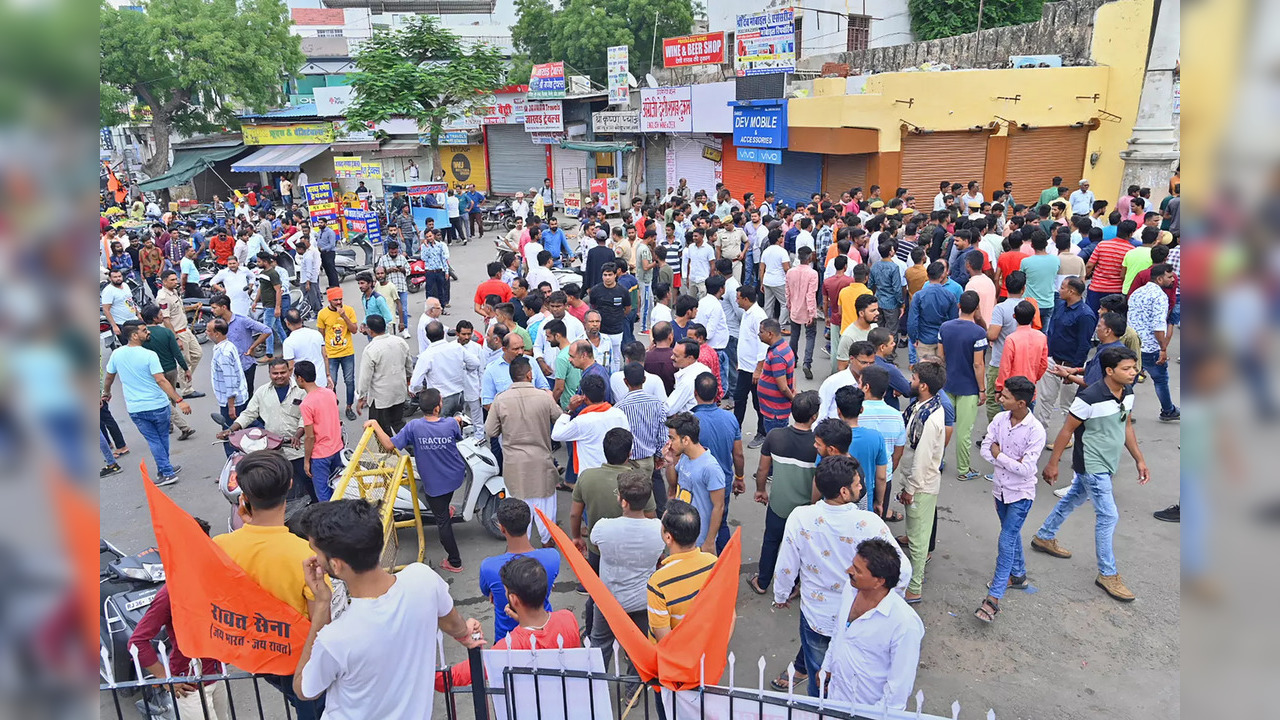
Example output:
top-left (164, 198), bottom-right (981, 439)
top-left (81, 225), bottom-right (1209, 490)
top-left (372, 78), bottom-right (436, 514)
top-left (996, 235), bottom-right (1028, 298)
top-left (473, 260), bottom-right (514, 314)
top-left (996, 300), bottom-right (1048, 392)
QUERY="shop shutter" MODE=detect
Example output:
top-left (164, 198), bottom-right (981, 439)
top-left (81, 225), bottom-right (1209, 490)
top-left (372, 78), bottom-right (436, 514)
top-left (486, 124), bottom-right (547, 196)
top-left (665, 136), bottom-right (721, 199)
top-left (767, 150), bottom-right (823, 208)
top-left (551, 144), bottom-right (589, 195)
top-left (644, 136), bottom-right (667, 195)
top-left (898, 131), bottom-right (988, 200)
top-left (823, 154), bottom-right (869, 198)
top-left (1003, 127), bottom-right (1089, 204)
top-left (719, 136), bottom-right (766, 205)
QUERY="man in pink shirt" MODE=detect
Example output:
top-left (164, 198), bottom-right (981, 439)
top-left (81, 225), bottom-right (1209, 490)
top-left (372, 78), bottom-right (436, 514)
top-left (996, 300), bottom-right (1048, 392)
top-left (296, 359), bottom-right (345, 501)
top-left (963, 251), bottom-right (997, 328)
top-left (785, 246), bottom-right (820, 379)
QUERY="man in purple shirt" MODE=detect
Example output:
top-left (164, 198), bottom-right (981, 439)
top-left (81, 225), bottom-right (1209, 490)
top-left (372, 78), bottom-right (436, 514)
top-left (974, 376), bottom-right (1045, 623)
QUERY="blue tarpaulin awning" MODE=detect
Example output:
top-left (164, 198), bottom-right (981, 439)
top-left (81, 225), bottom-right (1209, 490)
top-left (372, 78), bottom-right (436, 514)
top-left (231, 144), bottom-right (330, 173)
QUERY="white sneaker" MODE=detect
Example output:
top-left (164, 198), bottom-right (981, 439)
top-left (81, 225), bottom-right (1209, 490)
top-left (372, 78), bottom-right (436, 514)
top-left (1054, 486), bottom-right (1070, 498)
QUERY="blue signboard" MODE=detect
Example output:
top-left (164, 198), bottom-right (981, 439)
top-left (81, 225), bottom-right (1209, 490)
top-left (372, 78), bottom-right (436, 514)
top-left (737, 147), bottom-right (782, 164)
top-left (732, 100), bottom-right (788, 149)
top-left (344, 207), bottom-right (383, 246)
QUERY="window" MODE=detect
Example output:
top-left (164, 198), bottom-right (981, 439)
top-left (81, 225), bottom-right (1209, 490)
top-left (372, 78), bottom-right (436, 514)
top-left (316, 29), bottom-right (344, 38)
top-left (846, 14), bottom-right (870, 52)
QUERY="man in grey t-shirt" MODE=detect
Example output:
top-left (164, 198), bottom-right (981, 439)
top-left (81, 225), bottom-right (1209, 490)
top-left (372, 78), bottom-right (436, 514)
top-left (985, 269), bottom-right (1031, 421)
top-left (588, 470), bottom-right (664, 667)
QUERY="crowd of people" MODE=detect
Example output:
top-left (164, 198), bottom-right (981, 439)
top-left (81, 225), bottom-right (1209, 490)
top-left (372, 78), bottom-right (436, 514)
top-left (107, 170), bottom-right (1179, 717)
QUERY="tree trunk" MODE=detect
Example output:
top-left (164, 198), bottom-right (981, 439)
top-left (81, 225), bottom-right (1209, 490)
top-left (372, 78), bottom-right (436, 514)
top-left (142, 109), bottom-right (173, 179)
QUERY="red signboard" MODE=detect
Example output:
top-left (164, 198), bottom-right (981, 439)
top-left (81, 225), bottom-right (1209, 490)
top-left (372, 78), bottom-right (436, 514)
top-left (663, 32), bottom-right (727, 68)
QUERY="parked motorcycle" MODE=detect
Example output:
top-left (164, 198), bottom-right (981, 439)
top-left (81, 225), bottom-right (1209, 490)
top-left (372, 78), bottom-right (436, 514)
top-left (334, 233), bottom-right (376, 281)
top-left (483, 198), bottom-right (517, 232)
top-left (99, 538), bottom-right (164, 686)
top-left (407, 258), bottom-right (427, 294)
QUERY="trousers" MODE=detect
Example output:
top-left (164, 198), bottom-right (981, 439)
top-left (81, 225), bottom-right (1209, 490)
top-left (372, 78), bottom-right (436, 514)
top-left (162, 369), bottom-right (192, 433)
top-left (1034, 368), bottom-right (1077, 436)
top-left (174, 329), bottom-right (203, 395)
top-left (319, 250), bottom-right (338, 287)
top-left (763, 284), bottom-right (789, 325)
top-left (904, 490), bottom-right (938, 595)
top-left (1036, 471), bottom-right (1119, 575)
top-left (788, 321), bottom-right (817, 367)
top-left (309, 450), bottom-right (344, 502)
top-left (129, 405), bottom-right (174, 476)
top-left (421, 489), bottom-right (461, 566)
top-left (953, 393), bottom-right (979, 473)
top-left (755, 505), bottom-right (788, 587)
top-left (328, 355), bottom-right (356, 407)
top-left (733, 370), bottom-right (764, 436)
top-left (988, 497), bottom-right (1032, 599)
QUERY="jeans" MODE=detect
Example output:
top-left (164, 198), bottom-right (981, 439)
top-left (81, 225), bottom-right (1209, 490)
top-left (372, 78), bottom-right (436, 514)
top-left (309, 450), bottom-right (345, 502)
top-left (1084, 288), bottom-right (1106, 315)
top-left (798, 613), bottom-right (832, 697)
top-left (263, 306), bottom-right (285, 355)
top-left (328, 355), bottom-right (356, 407)
top-left (639, 284), bottom-right (654, 332)
top-left (262, 673), bottom-right (324, 720)
top-left (1036, 471), bottom-right (1119, 575)
top-left (623, 309), bottom-right (637, 347)
top-left (954, 394), bottom-right (979, 473)
top-left (1142, 350), bottom-right (1177, 415)
top-left (743, 250), bottom-right (757, 287)
top-left (756, 505), bottom-right (788, 587)
top-left (422, 489), bottom-right (461, 566)
top-left (398, 291), bottom-right (410, 329)
top-left (1039, 305), bottom-right (1054, 335)
top-left (716, 349), bottom-right (730, 395)
top-left (129, 405), bottom-right (174, 476)
top-left (988, 498), bottom-right (1032, 599)
top-left (733, 370), bottom-right (764, 436)
top-left (723, 337), bottom-right (738, 397)
top-left (100, 429), bottom-right (116, 466)
top-left (425, 270), bottom-right (447, 303)
top-left (788, 321), bottom-right (817, 367)
top-left (762, 416), bottom-right (788, 436)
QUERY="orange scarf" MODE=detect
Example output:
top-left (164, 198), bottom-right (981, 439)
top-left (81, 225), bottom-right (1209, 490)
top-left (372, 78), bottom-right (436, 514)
top-left (571, 402), bottom-right (612, 472)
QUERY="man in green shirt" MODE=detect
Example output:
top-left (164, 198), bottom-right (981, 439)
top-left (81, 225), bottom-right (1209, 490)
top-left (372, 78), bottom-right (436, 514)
top-left (749, 389), bottom-right (819, 594)
top-left (1037, 176), bottom-right (1064, 208)
top-left (141, 304), bottom-right (195, 440)
top-left (545, 319), bottom-right (581, 411)
top-left (1121, 226), bottom-right (1160, 294)
top-left (569, 427), bottom-right (657, 557)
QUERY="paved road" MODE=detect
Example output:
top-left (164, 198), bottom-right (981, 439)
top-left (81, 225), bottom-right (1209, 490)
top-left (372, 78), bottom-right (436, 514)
top-left (100, 224), bottom-right (1179, 720)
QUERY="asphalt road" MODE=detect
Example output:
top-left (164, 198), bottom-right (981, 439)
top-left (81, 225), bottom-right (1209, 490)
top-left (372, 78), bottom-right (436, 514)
top-left (100, 222), bottom-right (1180, 720)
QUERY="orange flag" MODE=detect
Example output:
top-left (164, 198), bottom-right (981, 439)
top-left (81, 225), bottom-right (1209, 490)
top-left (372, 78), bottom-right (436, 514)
top-left (142, 467), bottom-right (309, 675)
top-left (534, 509), bottom-right (740, 690)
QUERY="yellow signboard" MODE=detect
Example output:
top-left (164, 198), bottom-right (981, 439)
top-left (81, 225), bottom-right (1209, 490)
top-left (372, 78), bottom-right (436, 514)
top-left (334, 156), bottom-right (362, 178)
top-left (440, 145), bottom-right (488, 192)
top-left (361, 161), bottom-right (383, 179)
top-left (243, 123), bottom-right (336, 146)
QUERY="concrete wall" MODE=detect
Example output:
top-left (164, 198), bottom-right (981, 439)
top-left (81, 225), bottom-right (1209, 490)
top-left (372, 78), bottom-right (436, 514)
top-left (797, 0), bottom-right (1111, 74)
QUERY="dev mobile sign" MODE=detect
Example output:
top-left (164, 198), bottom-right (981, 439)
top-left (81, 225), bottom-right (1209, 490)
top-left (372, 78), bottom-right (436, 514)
top-left (735, 8), bottom-right (796, 76)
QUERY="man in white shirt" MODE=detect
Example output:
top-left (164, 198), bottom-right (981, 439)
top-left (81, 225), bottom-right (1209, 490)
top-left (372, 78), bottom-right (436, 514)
top-left (697, 275), bottom-right (730, 381)
top-left (959, 181), bottom-right (984, 209)
top-left (511, 192), bottom-right (531, 222)
top-left (410, 319), bottom-right (480, 415)
top-left (609, 341), bottom-right (668, 404)
top-left (282, 310), bottom-right (328, 387)
top-left (932, 181), bottom-right (950, 212)
top-left (551, 373), bottom-right (629, 472)
top-left (734, 286), bottom-right (768, 446)
top-left (417, 297), bottom-right (445, 353)
top-left (758, 232), bottom-right (791, 327)
top-left (532, 291), bottom-right (585, 377)
top-left (294, 500), bottom-right (485, 718)
top-left (1069, 179), bottom-right (1096, 217)
top-left (794, 217), bottom-right (816, 255)
top-left (445, 190), bottom-right (465, 244)
top-left (664, 338), bottom-right (713, 416)
top-left (210, 255), bottom-right (255, 316)
top-left (822, 537), bottom-right (924, 711)
top-left (296, 237), bottom-right (322, 315)
top-left (773, 455), bottom-right (912, 698)
top-left (819, 340), bottom-right (875, 420)
top-left (682, 228), bottom-right (716, 298)
top-left (526, 249), bottom-right (559, 292)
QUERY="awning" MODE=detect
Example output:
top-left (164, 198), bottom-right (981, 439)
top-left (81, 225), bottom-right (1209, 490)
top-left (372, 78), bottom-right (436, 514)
top-left (370, 139), bottom-right (422, 158)
top-left (331, 140), bottom-right (382, 153)
top-left (231, 144), bottom-right (330, 173)
top-left (137, 145), bottom-right (247, 191)
top-left (559, 140), bottom-right (636, 153)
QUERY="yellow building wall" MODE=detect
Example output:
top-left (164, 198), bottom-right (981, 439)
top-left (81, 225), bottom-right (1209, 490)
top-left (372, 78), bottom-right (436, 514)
top-left (787, 0), bottom-right (1154, 204)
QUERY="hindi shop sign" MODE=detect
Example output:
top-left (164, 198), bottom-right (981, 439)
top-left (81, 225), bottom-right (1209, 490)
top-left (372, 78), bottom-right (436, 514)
top-left (242, 122), bottom-right (336, 146)
top-left (640, 87), bottom-right (693, 133)
top-left (607, 45), bottom-right (629, 106)
top-left (524, 101), bottom-right (564, 133)
top-left (333, 156), bottom-right (362, 178)
top-left (343, 207), bottom-right (382, 245)
top-left (663, 32), bottom-right (727, 68)
top-left (735, 8), bottom-right (796, 76)
top-left (528, 62), bottom-right (567, 99)
top-left (731, 100), bottom-right (788, 149)
top-left (303, 182), bottom-right (333, 205)
top-left (593, 111), bottom-right (640, 134)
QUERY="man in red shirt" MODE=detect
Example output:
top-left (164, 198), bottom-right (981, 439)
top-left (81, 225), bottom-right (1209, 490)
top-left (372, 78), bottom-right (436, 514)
top-left (1084, 220), bottom-right (1137, 312)
top-left (823, 254), bottom-right (855, 336)
top-left (473, 260), bottom-right (514, 315)
top-left (996, 300), bottom-right (1049, 392)
top-left (208, 228), bottom-right (236, 267)
top-left (996, 233), bottom-right (1028, 298)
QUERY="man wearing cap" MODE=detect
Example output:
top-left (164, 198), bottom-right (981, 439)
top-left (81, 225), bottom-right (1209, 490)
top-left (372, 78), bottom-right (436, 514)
top-left (1070, 180), bottom-right (1095, 217)
top-left (512, 191), bottom-right (531, 222)
top-left (316, 287), bottom-right (361, 421)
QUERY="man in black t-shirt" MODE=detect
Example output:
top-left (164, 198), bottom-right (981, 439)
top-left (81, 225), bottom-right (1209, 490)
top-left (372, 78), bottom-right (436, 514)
top-left (588, 262), bottom-right (632, 373)
top-left (584, 229), bottom-right (615, 289)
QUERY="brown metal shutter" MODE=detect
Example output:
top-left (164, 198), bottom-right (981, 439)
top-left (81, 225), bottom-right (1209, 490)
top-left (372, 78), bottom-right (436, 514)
top-left (720, 136), bottom-right (766, 204)
top-left (1003, 127), bottom-right (1088, 203)
top-left (823, 154), bottom-right (869, 198)
top-left (899, 131), bottom-right (989, 199)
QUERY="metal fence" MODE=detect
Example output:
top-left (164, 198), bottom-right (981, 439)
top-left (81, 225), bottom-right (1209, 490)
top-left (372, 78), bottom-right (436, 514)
top-left (102, 642), bottom-right (982, 720)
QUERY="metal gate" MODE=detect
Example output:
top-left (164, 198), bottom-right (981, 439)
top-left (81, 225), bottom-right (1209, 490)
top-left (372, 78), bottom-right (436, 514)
top-left (898, 131), bottom-right (988, 201)
top-left (823, 154), bottom-right (870, 199)
top-left (486, 124), bottom-right (548, 196)
top-left (1003, 126), bottom-right (1089, 204)
top-left (767, 150), bottom-right (823, 209)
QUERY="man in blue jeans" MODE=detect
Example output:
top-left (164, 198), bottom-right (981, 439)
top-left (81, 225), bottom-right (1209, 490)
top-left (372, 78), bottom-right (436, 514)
top-left (690, 373), bottom-right (744, 554)
top-left (1126, 264), bottom-right (1180, 421)
top-left (1031, 346), bottom-right (1149, 603)
top-left (101, 320), bottom-right (191, 485)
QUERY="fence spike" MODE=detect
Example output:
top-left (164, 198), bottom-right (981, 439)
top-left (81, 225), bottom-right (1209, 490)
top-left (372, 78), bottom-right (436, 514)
top-left (156, 640), bottom-right (172, 679)
top-left (189, 658), bottom-right (202, 680)
top-left (128, 643), bottom-right (145, 682)
top-left (612, 640), bottom-right (621, 676)
top-left (727, 652), bottom-right (736, 691)
top-left (786, 662), bottom-right (795, 701)
top-left (557, 634), bottom-right (567, 670)
top-left (817, 669), bottom-right (828, 708)
top-left (221, 661), bottom-right (230, 676)
top-left (437, 630), bottom-right (447, 667)
top-left (101, 646), bottom-right (114, 685)
top-left (880, 693), bottom-right (891, 719)
top-left (757, 655), bottom-right (767, 694)
top-left (530, 634), bottom-right (538, 669)
top-left (951, 700), bottom-right (961, 720)
top-left (987, 710), bottom-right (996, 720)
top-left (915, 688), bottom-right (925, 719)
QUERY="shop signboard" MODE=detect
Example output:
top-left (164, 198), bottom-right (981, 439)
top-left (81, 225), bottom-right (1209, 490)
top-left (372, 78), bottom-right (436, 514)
top-left (303, 182), bottom-right (333, 205)
top-left (360, 161), bottom-right (382, 179)
top-left (333, 156), bottom-right (362, 178)
top-left (736, 147), bottom-right (782, 164)
top-left (731, 100), bottom-right (789, 150)
top-left (343, 207), bottom-right (382, 245)
top-left (243, 122), bottom-right (336, 145)
top-left (439, 131), bottom-right (471, 145)
top-left (405, 182), bottom-right (448, 197)
top-left (524, 101), bottom-right (564, 133)
top-left (662, 32), bottom-right (726, 68)
top-left (592, 111), bottom-right (640, 134)
top-left (607, 45), bottom-right (629, 106)
top-left (528, 62), bottom-right (567, 100)
top-left (308, 202), bottom-right (339, 223)
top-left (640, 87), bottom-right (693, 133)
top-left (563, 190), bottom-right (582, 218)
top-left (588, 177), bottom-right (620, 214)
top-left (530, 133), bottom-right (564, 144)
top-left (734, 8), bottom-right (796, 76)
top-left (314, 86), bottom-right (355, 117)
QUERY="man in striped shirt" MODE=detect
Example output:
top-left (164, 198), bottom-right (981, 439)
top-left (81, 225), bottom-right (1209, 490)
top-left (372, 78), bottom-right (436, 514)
top-left (756, 319), bottom-right (796, 436)
top-left (646, 500), bottom-right (717, 641)
top-left (1084, 220), bottom-right (1136, 313)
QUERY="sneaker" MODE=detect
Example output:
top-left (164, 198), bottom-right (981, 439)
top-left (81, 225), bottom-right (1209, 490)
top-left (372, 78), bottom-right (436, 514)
top-left (1054, 486), bottom-right (1071, 498)
top-left (983, 474), bottom-right (995, 481)
top-left (100, 464), bottom-right (122, 478)
top-left (178, 428), bottom-right (196, 441)
top-left (748, 434), bottom-right (766, 450)
top-left (1136, 371), bottom-right (1147, 384)
top-left (1153, 504), bottom-right (1180, 523)
top-left (1030, 536), bottom-right (1071, 558)
top-left (182, 390), bottom-right (206, 399)
top-left (1159, 410), bottom-right (1181, 422)
top-left (345, 407), bottom-right (358, 421)
top-left (957, 470), bottom-right (982, 481)
top-left (987, 575), bottom-right (1029, 590)
top-left (575, 583), bottom-right (589, 596)
top-left (155, 472), bottom-right (180, 487)
top-left (1095, 573), bottom-right (1135, 602)
top-left (803, 364), bottom-right (813, 380)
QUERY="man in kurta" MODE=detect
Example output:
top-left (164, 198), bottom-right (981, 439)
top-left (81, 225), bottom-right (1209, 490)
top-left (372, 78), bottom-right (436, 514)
top-left (486, 356), bottom-right (564, 544)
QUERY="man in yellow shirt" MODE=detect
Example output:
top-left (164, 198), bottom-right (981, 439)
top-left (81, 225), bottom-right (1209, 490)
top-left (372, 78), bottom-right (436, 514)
top-left (646, 500), bottom-right (717, 641)
top-left (213, 450), bottom-right (326, 719)
top-left (837, 263), bottom-right (873, 333)
top-left (316, 287), bottom-right (359, 420)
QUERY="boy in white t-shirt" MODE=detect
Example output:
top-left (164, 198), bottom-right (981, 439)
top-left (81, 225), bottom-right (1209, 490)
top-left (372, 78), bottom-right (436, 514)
top-left (589, 470), bottom-right (665, 667)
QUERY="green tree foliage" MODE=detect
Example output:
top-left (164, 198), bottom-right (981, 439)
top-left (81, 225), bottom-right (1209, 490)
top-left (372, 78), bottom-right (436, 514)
top-left (511, 0), bottom-right (697, 86)
top-left (344, 15), bottom-right (507, 173)
top-left (908, 0), bottom-right (1045, 43)
top-left (100, 0), bottom-right (303, 177)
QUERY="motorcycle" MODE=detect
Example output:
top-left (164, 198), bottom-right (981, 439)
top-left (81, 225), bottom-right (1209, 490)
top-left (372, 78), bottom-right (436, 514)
top-left (483, 198), bottom-right (517, 232)
top-left (216, 428), bottom-right (324, 533)
top-left (407, 258), bottom-right (427, 293)
top-left (100, 538), bottom-right (165, 686)
top-left (334, 233), bottom-right (376, 281)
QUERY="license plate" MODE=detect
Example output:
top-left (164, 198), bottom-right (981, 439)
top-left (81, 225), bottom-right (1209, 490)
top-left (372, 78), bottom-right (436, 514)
top-left (124, 595), bottom-right (156, 612)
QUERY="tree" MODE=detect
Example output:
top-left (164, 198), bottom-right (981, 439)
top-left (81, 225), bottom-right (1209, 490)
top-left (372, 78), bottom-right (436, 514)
top-left (908, 0), bottom-right (1044, 43)
top-left (100, 0), bottom-right (303, 179)
top-left (344, 16), bottom-right (508, 176)
top-left (511, 0), bottom-right (697, 86)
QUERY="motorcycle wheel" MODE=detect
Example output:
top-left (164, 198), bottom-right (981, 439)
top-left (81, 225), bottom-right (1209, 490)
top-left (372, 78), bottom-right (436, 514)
top-left (503, 216), bottom-right (517, 231)
top-left (477, 487), bottom-right (504, 541)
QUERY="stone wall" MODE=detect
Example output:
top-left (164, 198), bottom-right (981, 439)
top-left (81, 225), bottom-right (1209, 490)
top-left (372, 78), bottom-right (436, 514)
top-left (796, 0), bottom-right (1112, 74)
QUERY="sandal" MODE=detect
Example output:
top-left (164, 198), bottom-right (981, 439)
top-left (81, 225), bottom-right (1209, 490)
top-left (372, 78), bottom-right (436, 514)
top-left (113, 447), bottom-right (130, 458)
top-left (905, 593), bottom-right (923, 604)
top-left (556, 481), bottom-right (574, 492)
top-left (747, 574), bottom-right (768, 595)
top-left (884, 510), bottom-right (904, 523)
top-left (974, 597), bottom-right (1000, 623)
top-left (770, 669), bottom-right (807, 691)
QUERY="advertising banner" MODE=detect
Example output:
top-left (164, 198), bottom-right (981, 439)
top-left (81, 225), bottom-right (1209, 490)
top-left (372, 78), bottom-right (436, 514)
top-left (731, 101), bottom-right (789, 149)
top-left (587, 177), bottom-right (620, 214)
top-left (303, 182), bottom-right (333, 205)
top-left (607, 45), bottom-right (629, 106)
top-left (640, 87), bottom-right (693, 133)
top-left (736, 147), bottom-right (782, 164)
top-left (662, 32), bottom-right (727, 68)
top-left (333, 156), bottom-right (362, 178)
top-left (734, 8), bottom-right (796, 76)
top-left (314, 86), bottom-right (355, 117)
top-left (242, 122), bottom-right (336, 145)
top-left (524, 101), bottom-right (564, 133)
top-left (440, 145), bottom-right (488, 191)
top-left (563, 190), bottom-right (582, 218)
top-left (333, 120), bottom-right (376, 143)
top-left (360, 161), bottom-right (382, 179)
top-left (404, 182), bottom-right (448, 197)
top-left (308, 202), bottom-right (339, 223)
top-left (439, 131), bottom-right (471, 145)
top-left (528, 62), bottom-right (567, 99)
top-left (592, 111), bottom-right (640, 134)
top-left (530, 133), bottom-right (564, 145)
top-left (343, 207), bottom-right (382, 245)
